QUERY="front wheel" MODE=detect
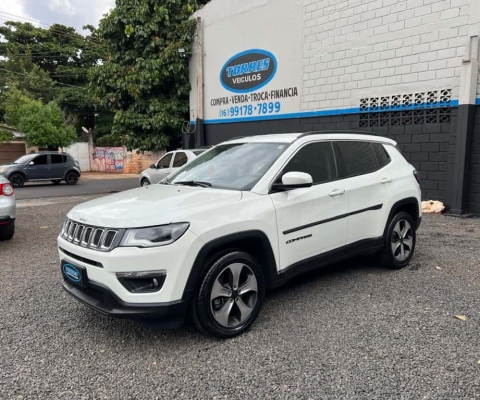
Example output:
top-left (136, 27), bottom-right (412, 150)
top-left (191, 251), bottom-right (265, 339)
top-left (379, 211), bottom-right (416, 269)
top-left (141, 178), bottom-right (150, 187)
top-left (65, 172), bottom-right (79, 185)
top-left (9, 174), bottom-right (25, 188)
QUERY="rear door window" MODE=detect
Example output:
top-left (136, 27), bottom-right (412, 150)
top-left (334, 141), bottom-right (380, 178)
top-left (51, 154), bottom-right (66, 164)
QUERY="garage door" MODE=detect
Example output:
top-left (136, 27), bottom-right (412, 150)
top-left (0, 143), bottom-right (26, 165)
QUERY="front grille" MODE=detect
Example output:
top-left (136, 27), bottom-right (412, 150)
top-left (60, 218), bottom-right (121, 252)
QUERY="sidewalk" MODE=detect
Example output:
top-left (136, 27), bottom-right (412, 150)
top-left (80, 172), bottom-right (139, 180)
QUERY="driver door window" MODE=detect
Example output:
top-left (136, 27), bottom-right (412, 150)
top-left (157, 153), bottom-right (173, 169)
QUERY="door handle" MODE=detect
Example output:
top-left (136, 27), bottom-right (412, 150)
top-left (381, 177), bottom-right (392, 184)
top-left (329, 189), bottom-right (345, 197)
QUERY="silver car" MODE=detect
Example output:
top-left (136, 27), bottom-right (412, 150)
top-left (0, 176), bottom-right (15, 240)
top-left (139, 149), bottom-right (206, 186)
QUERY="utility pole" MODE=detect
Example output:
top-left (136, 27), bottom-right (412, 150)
top-left (196, 17), bottom-right (205, 147)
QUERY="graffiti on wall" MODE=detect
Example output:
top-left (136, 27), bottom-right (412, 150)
top-left (92, 147), bottom-right (125, 172)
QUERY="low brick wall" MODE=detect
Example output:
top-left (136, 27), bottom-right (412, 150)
top-left (124, 150), bottom-right (165, 174)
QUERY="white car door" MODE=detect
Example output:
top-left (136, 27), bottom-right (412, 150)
top-left (332, 141), bottom-right (389, 245)
top-left (270, 141), bottom-right (348, 271)
top-left (151, 152), bottom-right (174, 183)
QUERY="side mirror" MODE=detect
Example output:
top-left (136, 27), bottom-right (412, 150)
top-left (273, 172), bottom-right (313, 192)
top-left (149, 164), bottom-right (156, 169)
top-left (29, 161), bottom-right (35, 166)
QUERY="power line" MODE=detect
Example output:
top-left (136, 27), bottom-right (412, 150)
top-left (0, 67), bottom-right (84, 88)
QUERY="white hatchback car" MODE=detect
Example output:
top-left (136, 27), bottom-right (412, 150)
top-left (139, 149), bottom-right (206, 186)
top-left (58, 132), bottom-right (421, 338)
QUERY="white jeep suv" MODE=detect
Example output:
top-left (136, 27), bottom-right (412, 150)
top-left (58, 132), bottom-right (421, 338)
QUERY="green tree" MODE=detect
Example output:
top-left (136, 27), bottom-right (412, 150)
top-left (0, 129), bottom-right (12, 142)
top-left (90, 0), bottom-right (209, 152)
top-left (16, 100), bottom-right (77, 150)
top-left (0, 21), bottom-right (110, 135)
top-left (2, 86), bottom-right (33, 127)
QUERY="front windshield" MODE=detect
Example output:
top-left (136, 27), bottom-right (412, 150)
top-left (167, 142), bottom-right (289, 190)
top-left (12, 155), bottom-right (35, 164)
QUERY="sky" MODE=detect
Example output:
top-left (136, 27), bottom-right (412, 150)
top-left (0, 0), bottom-right (115, 33)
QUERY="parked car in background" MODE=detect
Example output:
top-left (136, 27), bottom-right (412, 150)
top-left (0, 152), bottom-right (81, 188)
top-left (139, 149), bottom-right (206, 186)
top-left (0, 176), bottom-right (15, 240)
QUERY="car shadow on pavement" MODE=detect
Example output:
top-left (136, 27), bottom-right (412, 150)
top-left (72, 255), bottom-right (397, 345)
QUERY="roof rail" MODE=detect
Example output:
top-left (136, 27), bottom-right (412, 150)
top-left (296, 130), bottom-right (376, 139)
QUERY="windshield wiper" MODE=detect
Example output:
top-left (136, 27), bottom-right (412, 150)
top-left (174, 181), bottom-right (212, 188)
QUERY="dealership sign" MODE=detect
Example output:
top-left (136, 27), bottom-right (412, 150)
top-left (220, 49), bottom-right (277, 93)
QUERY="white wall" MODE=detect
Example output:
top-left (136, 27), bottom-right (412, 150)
top-left (302, 0), bottom-right (480, 111)
top-left (64, 142), bottom-right (90, 172)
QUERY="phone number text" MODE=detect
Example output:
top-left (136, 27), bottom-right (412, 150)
top-left (219, 102), bottom-right (281, 118)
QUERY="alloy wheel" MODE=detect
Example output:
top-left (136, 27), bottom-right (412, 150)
top-left (210, 263), bottom-right (258, 328)
top-left (391, 219), bottom-right (413, 262)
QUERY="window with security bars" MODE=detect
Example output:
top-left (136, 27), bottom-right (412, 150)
top-left (359, 89), bottom-right (452, 127)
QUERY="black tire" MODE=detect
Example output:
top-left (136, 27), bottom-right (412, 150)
top-left (141, 178), bottom-right (150, 187)
top-left (51, 180), bottom-right (61, 185)
top-left (0, 221), bottom-right (15, 241)
top-left (379, 211), bottom-right (416, 269)
top-left (65, 172), bottom-right (79, 185)
top-left (9, 174), bottom-right (25, 188)
top-left (191, 251), bottom-right (265, 339)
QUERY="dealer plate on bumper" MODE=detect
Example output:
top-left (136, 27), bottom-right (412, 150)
top-left (61, 260), bottom-right (88, 288)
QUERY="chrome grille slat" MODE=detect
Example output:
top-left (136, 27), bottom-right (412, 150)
top-left (60, 219), bottom-right (118, 251)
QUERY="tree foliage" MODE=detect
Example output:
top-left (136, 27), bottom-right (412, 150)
top-left (16, 101), bottom-right (77, 149)
top-left (0, 129), bottom-right (12, 142)
top-left (0, 21), bottom-right (112, 137)
top-left (90, 0), bottom-right (209, 152)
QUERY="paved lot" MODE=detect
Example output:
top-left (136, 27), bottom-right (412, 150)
top-left (1, 199), bottom-right (480, 399)
top-left (14, 178), bottom-right (139, 200)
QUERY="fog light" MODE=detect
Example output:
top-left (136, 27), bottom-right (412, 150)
top-left (116, 271), bottom-right (166, 293)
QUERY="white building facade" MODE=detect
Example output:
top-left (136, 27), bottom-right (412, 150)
top-left (188, 0), bottom-right (480, 215)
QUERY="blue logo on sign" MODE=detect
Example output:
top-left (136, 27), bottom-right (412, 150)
top-left (62, 263), bottom-right (81, 283)
top-left (220, 49), bottom-right (277, 93)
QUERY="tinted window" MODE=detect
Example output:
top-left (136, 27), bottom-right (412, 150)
top-left (173, 152), bottom-right (188, 168)
top-left (279, 142), bottom-right (336, 185)
top-left (335, 141), bottom-right (379, 178)
top-left (373, 143), bottom-right (391, 167)
top-left (32, 155), bottom-right (48, 165)
top-left (157, 153), bottom-right (172, 168)
top-left (51, 154), bottom-right (66, 164)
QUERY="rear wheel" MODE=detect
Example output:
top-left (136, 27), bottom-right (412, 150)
top-left (0, 221), bottom-right (15, 241)
top-left (191, 251), bottom-right (265, 339)
top-left (379, 211), bottom-right (416, 269)
top-left (9, 174), bottom-right (25, 188)
top-left (65, 172), bottom-right (79, 185)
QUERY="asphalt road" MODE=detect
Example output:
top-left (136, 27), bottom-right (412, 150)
top-left (14, 178), bottom-right (139, 200)
top-left (2, 201), bottom-right (480, 399)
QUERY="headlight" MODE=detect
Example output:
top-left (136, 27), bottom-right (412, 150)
top-left (119, 223), bottom-right (189, 248)
top-left (0, 168), bottom-right (5, 175)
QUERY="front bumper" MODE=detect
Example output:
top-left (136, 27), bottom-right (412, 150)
top-left (62, 280), bottom-right (188, 328)
top-left (58, 229), bottom-right (204, 323)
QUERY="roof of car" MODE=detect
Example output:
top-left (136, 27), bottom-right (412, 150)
top-left (223, 131), bottom-right (397, 146)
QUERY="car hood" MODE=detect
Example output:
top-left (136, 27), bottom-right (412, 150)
top-left (0, 164), bottom-right (14, 170)
top-left (67, 185), bottom-right (243, 228)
